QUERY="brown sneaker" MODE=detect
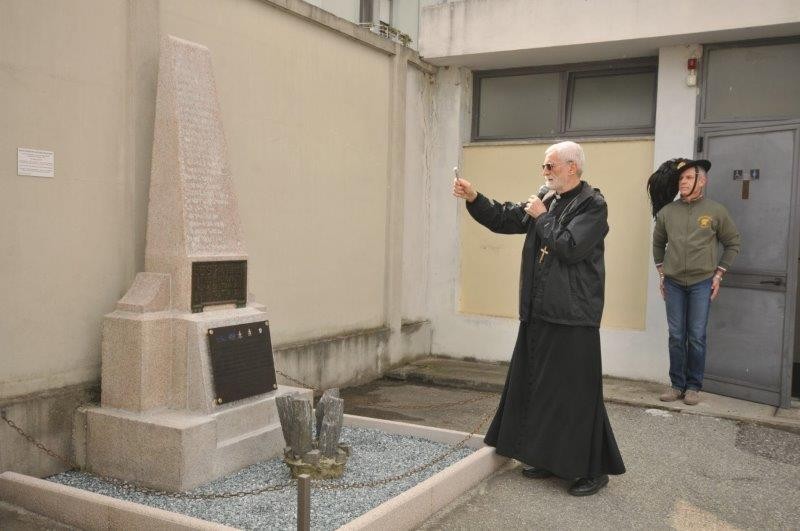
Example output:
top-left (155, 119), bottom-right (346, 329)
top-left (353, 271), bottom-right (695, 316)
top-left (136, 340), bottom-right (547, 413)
top-left (659, 388), bottom-right (683, 402)
top-left (683, 389), bottom-right (700, 405)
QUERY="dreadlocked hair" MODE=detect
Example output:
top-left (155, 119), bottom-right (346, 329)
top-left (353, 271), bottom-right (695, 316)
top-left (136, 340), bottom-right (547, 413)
top-left (647, 158), bottom-right (683, 219)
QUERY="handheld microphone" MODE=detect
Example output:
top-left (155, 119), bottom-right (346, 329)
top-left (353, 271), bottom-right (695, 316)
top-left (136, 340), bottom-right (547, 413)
top-left (522, 184), bottom-right (551, 223)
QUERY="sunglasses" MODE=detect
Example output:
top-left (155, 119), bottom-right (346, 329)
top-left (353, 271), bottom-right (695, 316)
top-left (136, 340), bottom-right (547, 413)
top-left (541, 161), bottom-right (571, 171)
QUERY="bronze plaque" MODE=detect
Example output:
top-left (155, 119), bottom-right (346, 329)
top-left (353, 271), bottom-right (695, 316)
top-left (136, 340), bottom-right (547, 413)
top-left (207, 321), bottom-right (277, 405)
top-left (191, 260), bottom-right (247, 313)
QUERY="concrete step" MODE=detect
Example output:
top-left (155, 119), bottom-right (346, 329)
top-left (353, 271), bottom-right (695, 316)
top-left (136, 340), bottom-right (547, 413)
top-left (387, 357), bottom-right (800, 434)
top-left (386, 357), bottom-right (507, 393)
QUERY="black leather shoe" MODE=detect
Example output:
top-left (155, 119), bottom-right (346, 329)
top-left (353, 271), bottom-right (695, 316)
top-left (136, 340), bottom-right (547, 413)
top-left (568, 475), bottom-right (609, 496)
top-left (521, 466), bottom-right (553, 479)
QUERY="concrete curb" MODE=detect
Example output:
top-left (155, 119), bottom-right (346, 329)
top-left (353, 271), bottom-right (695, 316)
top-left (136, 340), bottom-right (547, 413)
top-left (340, 415), bottom-right (508, 530)
top-left (342, 446), bottom-right (506, 530)
top-left (604, 396), bottom-right (800, 435)
top-left (0, 472), bottom-right (233, 530)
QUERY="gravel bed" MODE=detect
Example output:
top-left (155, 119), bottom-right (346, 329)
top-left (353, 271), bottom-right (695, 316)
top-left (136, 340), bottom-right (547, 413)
top-left (49, 426), bottom-right (474, 530)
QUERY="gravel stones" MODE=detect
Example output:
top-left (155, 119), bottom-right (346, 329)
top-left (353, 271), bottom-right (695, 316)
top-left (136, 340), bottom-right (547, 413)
top-left (49, 426), bottom-right (474, 530)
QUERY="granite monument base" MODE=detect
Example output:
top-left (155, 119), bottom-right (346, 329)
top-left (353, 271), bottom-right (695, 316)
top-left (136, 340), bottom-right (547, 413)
top-left (76, 296), bottom-right (303, 492)
top-left (76, 385), bottom-right (311, 492)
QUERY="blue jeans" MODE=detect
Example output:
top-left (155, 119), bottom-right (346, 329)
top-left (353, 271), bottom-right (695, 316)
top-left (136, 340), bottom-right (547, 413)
top-left (664, 277), bottom-right (713, 391)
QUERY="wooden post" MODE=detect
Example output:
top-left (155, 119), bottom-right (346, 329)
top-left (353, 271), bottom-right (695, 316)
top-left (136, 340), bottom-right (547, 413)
top-left (297, 474), bottom-right (311, 531)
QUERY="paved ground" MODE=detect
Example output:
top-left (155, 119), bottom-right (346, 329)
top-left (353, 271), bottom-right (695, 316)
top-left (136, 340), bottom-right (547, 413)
top-left (386, 357), bottom-right (800, 433)
top-left (341, 378), bottom-right (800, 530)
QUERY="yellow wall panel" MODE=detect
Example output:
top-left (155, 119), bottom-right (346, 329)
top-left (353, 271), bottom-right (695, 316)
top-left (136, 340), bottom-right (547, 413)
top-left (460, 140), bottom-right (654, 330)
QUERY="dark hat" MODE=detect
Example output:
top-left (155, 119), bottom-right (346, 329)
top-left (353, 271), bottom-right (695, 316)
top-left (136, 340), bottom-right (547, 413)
top-left (675, 158), bottom-right (711, 173)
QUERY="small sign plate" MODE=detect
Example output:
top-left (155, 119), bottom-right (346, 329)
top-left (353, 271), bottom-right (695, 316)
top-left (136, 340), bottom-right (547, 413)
top-left (733, 169), bottom-right (760, 181)
top-left (17, 148), bottom-right (54, 178)
top-left (191, 260), bottom-right (247, 313)
top-left (208, 321), bottom-right (277, 405)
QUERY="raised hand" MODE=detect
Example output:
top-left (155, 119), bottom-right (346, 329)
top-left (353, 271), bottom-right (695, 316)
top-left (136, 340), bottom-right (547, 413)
top-left (452, 171), bottom-right (478, 202)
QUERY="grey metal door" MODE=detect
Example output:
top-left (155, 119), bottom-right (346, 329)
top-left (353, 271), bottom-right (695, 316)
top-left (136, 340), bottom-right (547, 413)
top-left (699, 124), bottom-right (800, 407)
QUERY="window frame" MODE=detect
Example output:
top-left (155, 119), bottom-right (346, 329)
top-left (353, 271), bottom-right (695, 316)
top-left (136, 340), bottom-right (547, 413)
top-left (471, 57), bottom-right (658, 142)
top-left (698, 36), bottom-right (800, 126)
top-left (359, 0), bottom-right (373, 24)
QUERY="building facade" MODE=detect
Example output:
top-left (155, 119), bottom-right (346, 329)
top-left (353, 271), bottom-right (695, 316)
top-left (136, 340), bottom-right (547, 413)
top-left (1, 0), bottom-right (799, 478)
top-left (420, 0), bottom-right (800, 409)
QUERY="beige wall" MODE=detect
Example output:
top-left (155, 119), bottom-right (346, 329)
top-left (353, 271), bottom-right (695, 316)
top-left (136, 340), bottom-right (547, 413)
top-left (1, 0), bottom-right (429, 399)
top-left (459, 140), bottom-right (654, 330)
top-left (160, 0), bottom-right (392, 343)
top-left (0, 0), bottom-right (131, 396)
top-left (402, 66), bottom-right (431, 321)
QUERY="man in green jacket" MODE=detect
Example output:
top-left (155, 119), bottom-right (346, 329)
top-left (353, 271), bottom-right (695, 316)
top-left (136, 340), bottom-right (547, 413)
top-left (652, 158), bottom-right (741, 406)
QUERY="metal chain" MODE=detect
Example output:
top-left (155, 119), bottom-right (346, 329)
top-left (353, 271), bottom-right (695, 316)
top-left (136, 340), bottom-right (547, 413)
top-left (1, 370), bottom-right (497, 499)
top-left (83, 476), bottom-right (295, 500)
top-left (275, 369), bottom-right (314, 390)
top-left (1, 411), bottom-right (74, 470)
top-left (314, 410), bottom-right (494, 491)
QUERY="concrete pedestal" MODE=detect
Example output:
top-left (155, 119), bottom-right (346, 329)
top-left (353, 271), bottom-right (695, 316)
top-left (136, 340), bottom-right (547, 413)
top-left (75, 302), bottom-right (312, 492)
top-left (77, 384), bottom-right (310, 492)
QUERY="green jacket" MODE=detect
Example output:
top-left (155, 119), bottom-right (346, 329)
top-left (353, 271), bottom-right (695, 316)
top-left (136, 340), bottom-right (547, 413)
top-left (652, 197), bottom-right (741, 286)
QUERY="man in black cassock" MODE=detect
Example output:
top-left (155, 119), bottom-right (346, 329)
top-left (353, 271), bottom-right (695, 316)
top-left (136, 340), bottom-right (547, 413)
top-left (452, 140), bottom-right (625, 496)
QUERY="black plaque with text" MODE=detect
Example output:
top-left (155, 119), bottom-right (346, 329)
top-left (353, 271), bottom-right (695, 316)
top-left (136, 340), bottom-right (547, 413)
top-left (207, 321), bottom-right (277, 405)
top-left (191, 260), bottom-right (247, 313)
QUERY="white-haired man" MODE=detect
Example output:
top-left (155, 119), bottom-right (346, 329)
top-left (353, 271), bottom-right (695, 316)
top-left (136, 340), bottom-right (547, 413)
top-left (453, 141), bottom-right (625, 496)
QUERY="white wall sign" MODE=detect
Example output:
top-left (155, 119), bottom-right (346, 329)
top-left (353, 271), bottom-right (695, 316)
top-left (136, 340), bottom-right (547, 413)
top-left (17, 147), bottom-right (55, 178)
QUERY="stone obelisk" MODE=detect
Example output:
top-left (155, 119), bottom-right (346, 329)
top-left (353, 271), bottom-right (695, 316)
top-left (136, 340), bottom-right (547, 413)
top-left (145, 33), bottom-right (246, 312)
top-left (75, 36), bottom-right (310, 492)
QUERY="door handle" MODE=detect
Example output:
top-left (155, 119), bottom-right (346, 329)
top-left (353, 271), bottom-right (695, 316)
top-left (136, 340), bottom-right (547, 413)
top-left (759, 278), bottom-right (783, 286)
